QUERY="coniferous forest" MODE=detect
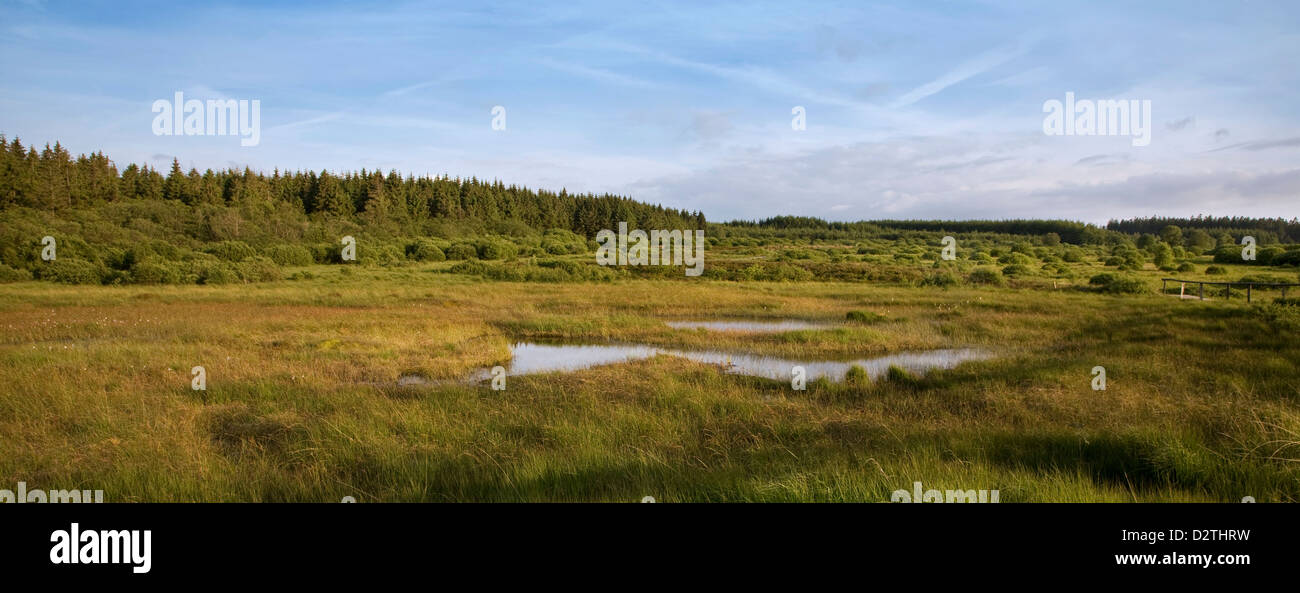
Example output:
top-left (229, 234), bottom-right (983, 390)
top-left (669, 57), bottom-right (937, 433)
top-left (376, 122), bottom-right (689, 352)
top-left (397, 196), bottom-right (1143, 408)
top-left (0, 137), bottom-right (704, 284)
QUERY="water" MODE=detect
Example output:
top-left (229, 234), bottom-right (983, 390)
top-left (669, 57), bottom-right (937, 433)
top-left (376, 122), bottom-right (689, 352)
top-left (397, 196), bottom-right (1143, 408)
top-left (664, 320), bottom-right (834, 332)
top-left (473, 341), bottom-right (992, 383)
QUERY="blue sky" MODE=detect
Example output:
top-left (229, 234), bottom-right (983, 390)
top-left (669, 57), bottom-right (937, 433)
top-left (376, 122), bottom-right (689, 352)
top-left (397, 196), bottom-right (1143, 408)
top-left (1, 0), bottom-right (1297, 223)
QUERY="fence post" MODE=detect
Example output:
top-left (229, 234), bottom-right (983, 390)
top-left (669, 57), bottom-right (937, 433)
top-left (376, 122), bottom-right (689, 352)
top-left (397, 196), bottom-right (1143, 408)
top-left (1199, 282), bottom-right (1204, 300)
top-left (1247, 284), bottom-right (1252, 303)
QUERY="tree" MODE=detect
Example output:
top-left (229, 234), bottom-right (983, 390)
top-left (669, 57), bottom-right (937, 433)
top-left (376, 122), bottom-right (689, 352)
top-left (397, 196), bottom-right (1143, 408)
top-left (1158, 225), bottom-right (1182, 246)
top-left (1185, 229), bottom-right (1215, 253)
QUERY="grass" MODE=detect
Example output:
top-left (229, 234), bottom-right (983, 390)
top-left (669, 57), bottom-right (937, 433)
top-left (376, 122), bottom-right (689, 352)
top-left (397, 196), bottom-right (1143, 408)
top-left (1, 261), bottom-right (1298, 502)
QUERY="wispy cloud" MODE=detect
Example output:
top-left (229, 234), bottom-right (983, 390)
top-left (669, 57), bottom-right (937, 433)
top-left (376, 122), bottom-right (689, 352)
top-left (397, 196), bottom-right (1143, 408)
top-left (536, 57), bottom-right (663, 89)
top-left (1208, 136), bottom-right (1300, 152)
top-left (889, 36), bottom-right (1040, 108)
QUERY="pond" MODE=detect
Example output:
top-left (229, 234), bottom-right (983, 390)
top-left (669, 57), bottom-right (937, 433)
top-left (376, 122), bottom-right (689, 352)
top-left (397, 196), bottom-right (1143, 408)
top-left (473, 341), bottom-right (992, 383)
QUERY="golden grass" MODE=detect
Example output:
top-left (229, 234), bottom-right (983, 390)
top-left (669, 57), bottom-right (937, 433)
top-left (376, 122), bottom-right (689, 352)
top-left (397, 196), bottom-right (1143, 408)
top-left (0, 266), bottom-right (1297, 501)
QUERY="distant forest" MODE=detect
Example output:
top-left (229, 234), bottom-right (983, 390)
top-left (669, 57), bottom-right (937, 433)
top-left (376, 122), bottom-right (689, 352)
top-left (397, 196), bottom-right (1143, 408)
top-left (2, 137), bottom-right (1297, 286)
top-left (1107, 216), bottom-right (1300, 243)
top-left (726, 216), bottom-right (1104, 244)
top-left (0, 137), bottom-right (704, 238)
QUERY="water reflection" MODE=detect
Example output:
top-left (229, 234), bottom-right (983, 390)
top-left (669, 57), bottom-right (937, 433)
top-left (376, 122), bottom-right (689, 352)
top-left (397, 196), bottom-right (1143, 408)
top-left (473, 341), bottom-right (992, 383)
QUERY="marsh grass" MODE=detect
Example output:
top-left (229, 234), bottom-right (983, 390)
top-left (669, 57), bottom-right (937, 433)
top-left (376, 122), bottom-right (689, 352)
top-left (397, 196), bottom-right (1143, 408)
top-left (0, 265), bottom-right (1297, 502)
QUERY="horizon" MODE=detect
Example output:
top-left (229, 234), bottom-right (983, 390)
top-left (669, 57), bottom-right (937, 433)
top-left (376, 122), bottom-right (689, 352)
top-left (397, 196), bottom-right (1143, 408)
top-left (2, 1), bottom-right (1298, 225)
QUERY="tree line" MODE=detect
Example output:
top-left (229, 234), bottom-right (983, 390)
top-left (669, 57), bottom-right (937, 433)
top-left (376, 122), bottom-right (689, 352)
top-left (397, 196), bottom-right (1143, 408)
top-left (1107, 216), bottom-right (1300, 243)
top-left (0, 136), bottom-right (705, 238)
top-left (725, 216), bottom-right (1104, 244)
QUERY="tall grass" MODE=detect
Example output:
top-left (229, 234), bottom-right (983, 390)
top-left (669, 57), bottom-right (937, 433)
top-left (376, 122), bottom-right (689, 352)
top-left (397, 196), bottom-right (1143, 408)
top-left (0, 265), bottom-right (1296, 501)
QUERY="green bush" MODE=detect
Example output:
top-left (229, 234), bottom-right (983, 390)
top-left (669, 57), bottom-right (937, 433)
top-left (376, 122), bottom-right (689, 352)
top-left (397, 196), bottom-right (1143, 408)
top-left (235, 256), bottom-right (282, 283)
top-left (264, 244), bottom-right (314, 267)
top-left (1271, 250), bottom-right (1300, 267)
top-left (967, 267), bottom-right (1005, 286)
top-left (921, 270), bottom-right (960, 287)
top-left (1001, 263), bottom-right (1033, 277)
top-left (37, 258), bottom-right (104, 284)
top-left (1177, 262), bottom-right (1196, 272)
top-left (0, 264), bottom-right (33, 283)
top-left (998, 252), bottom-right (1034, 266)
top-left (477, 239), bottom-right (518, 261)
top-left (1205, 265), bottom-right (1228, 275)
top-left (310, 242), bottom-right (341, 264)
top-left (360, 244), bottom-right (406, 267)
top-left (206, 240), bottom-right (257, 262)
top-left (445, 242), bottom-right (478, 260)
top-left (408, 240), bottom-right (446, 262)
top-left (1089, 273), bottom-right (1147, 294)
top-left (196, 262), bottom-right (239, 285)
top-left (540, 229), bottom-right (587, 255)
top-left (130, 260), bottom-right (183, 284)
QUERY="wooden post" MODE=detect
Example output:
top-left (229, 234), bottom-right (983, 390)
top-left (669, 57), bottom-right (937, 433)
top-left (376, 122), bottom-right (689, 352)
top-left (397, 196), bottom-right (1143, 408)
top-left (1180, 282), bottom-right (1185, 298)
top-left (1199, 282), bottom-right (1204, 300)
top-left (1162, 279), bottom-right (1167, 293)
top-left (1247, 284), bottom-right (1252, 303)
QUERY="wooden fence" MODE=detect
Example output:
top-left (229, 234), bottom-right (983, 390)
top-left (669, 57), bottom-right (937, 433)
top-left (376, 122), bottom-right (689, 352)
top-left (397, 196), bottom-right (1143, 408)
top-left (1161, 277), bottom-right (1300, 303)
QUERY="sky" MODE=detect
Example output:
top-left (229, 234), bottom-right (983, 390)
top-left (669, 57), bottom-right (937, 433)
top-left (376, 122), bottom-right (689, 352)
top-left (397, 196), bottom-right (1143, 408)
top-left (1, 0), bottom-right (1297, 224)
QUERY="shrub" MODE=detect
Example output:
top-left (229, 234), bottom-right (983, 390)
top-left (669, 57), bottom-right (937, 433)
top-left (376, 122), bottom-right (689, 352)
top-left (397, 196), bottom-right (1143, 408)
top-left (1001, 263), bottom-right (1033, 277)
top-left (540, 229), bottom-right (586, 255)
top-left (310, 242), bottom-right (341, 264)
top-left (445, 242), bottom-right (478, 260)
top-left (1089, 273), bottom-right (1147, 294)
top-left (206, 240), bottom-right (257, 262)
top-left (236, 256), bottom-right (282, 283)
top-left (1258, 246), bottom-right (1284, 265)
top-left (477, 240), bottom-right (518, 261)
top-left (921, 270), bottom-right (960, 287)
top-left (264, 244), bottom-right (314, 267)
top-left (196, 262), bottom-right (239, 285)
top-left (361, 244), bottom-right (406, 267)
top-left (1271, 250), bottom-right (1300, 267)
top-left (37, 258), bottom-right (103, 284)
top-left (967, 267), bottom-right (1006, 286)
top-left (408, 240), bottom-right (446, 262)
top-left (1176, 262), bottom-right (1196, 272)
top-left (130, 260), bottom-right (184, 284)
top-left (0, 264), bottom-right (33, 283)
top-left (448, 260), bottom-right (489, 276)
top-left (1205, 265), bottom-right (1228, 275)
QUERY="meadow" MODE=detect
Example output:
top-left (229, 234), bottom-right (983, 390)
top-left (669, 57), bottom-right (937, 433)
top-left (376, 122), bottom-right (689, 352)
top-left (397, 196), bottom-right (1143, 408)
top-left (2, 241), bottom-right (1298, 502)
